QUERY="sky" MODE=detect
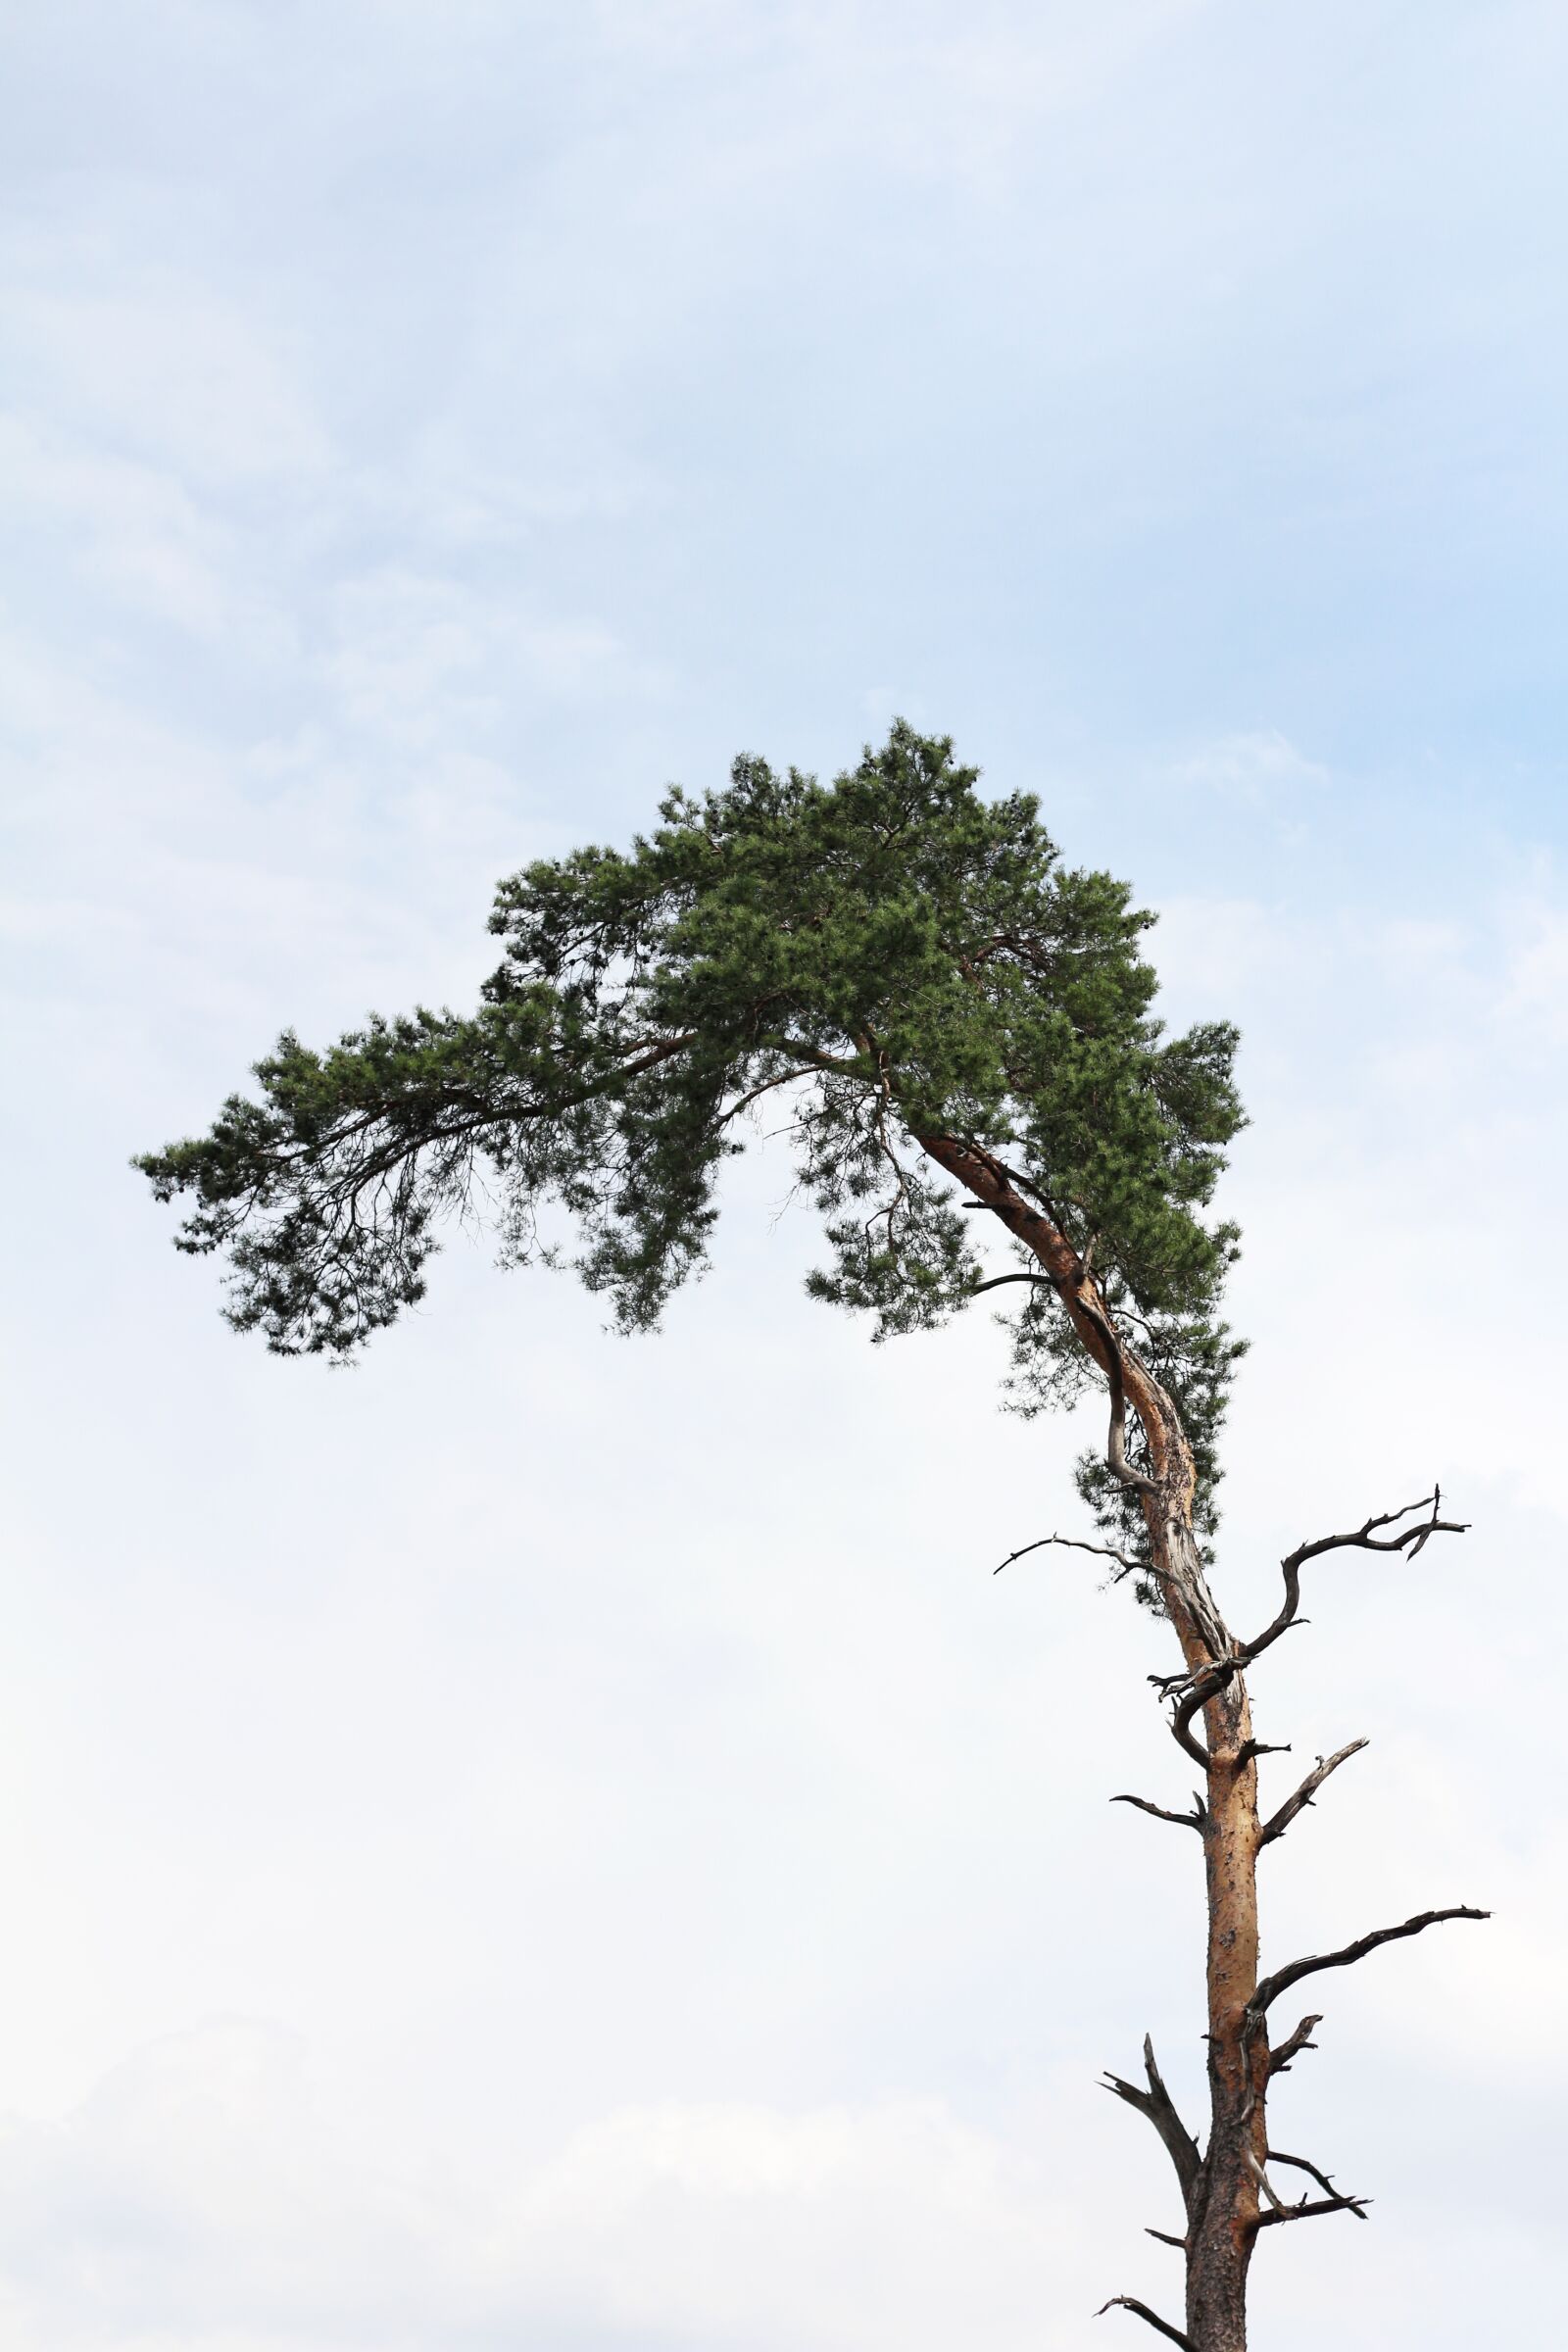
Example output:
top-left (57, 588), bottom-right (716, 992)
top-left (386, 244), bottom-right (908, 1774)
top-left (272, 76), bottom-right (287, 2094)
top-left (2, 3), bottom-right (1566, 2346)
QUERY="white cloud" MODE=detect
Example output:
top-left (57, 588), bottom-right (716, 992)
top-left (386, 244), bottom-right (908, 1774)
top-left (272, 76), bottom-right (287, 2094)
top-left (0, 2030), bottom-right (1083, 2351)
top-left (3, 6), bottom-right (1566, 2346)
top-left (324, 569), bottom-right (652, 748)
top-left (2, 264), bottom-right (328, 491)
top-left (1496, 888), bottom-right (1568, 1045)
top-left (1169, 728), bottom-right (1329, 802)
top-left (0, 414), bottom-right (230, 635)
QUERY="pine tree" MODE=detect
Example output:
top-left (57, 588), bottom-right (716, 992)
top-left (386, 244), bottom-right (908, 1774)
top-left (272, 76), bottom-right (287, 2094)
top-left (139, 723), bottom-right (1484, 2351)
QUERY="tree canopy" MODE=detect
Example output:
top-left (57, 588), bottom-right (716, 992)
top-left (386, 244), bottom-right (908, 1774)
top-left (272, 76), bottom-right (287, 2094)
top-left (139, 722), bottom-right (1246, 1558)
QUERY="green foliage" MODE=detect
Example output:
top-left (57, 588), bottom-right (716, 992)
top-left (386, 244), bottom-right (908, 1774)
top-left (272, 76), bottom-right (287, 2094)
top-left (138, 723), bottom-right (1246, 1558)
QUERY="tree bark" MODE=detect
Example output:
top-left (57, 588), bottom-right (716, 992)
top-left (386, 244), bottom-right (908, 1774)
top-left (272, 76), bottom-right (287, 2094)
top-left (1157, 1507), bottom-right (1261, 2352)
top-left (917, 1134), bottom-right (1266, 2351)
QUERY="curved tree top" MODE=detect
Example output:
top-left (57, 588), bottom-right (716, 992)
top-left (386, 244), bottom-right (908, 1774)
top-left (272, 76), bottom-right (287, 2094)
top-left (139, 724), bottom-right (1246, 1548)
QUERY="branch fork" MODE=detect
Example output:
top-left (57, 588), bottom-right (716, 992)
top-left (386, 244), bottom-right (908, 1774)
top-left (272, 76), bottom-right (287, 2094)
top-left (1101, 2034), bottom-right (1203, 2208)
top-left (1246, 1489), bottom-right (1469, 1666)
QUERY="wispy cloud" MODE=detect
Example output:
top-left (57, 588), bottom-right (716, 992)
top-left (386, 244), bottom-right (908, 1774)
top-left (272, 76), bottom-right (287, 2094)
top-left (2, 7), bottom-right (1564, 2348)
top-left (0, 2027), bottom-right (1084, 2350)
top-left (1169, 728), bottom-right (1329, 802)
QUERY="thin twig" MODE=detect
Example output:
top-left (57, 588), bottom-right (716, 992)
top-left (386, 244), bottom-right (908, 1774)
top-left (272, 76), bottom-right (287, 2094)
top-left (1110, 1792), bottom-right (1207, 1832)
top-left (993, 1532), bottom-right (1142, 1577)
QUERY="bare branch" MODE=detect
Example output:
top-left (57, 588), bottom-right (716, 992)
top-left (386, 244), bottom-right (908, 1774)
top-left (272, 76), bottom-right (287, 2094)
top-left (1167, 1714), bottom-right (1212, 1770)
top-left (1163, 1652), bottom-right (1250, 1767)
top-left (1259, 1740), bottom-right (1368, 1847)
top-left (1251, 1905), bottom-right (1490, 2016)
top-left (1096, 2296), bottom-right (1192, 2348)
top-left (1246, 2150), bottom-right (1288, 2215)
top-left (966, 1270), bottom-right (1054, 1297)
top-left (1110, 1792), bottom-right (1207, 1833)
top-left (993, 1531), bottom-right (1142, 1578)
top-left (1145, 2228), bottom-right (1187, 2249)
top-left (1078, 1288), bottom-right (1159, 1494)
top-left (1255, 2192), bottom-right (1372, 2229)
top-left (1246, 1488), bottom-right (1469, 1664)
top-left (714, 1068), bottom-right (804, 1128)
top-left (1101, 2034), bottom-right (1203, 2205)
top-left (1267, 2014), bottom-right (1322, 2076)
top-left (1267, 2148), bottom-right (1369, 2220)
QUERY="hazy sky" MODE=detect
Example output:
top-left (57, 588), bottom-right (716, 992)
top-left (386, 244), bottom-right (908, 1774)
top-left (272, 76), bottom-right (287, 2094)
top-left (3, 5), bottom-right (1566, 2347)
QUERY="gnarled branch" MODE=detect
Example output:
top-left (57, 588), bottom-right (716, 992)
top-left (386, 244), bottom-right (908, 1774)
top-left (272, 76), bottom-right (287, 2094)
top-left (1078, 1286), bottom-right (1159, 1494)
top-left (1267, 2013), bottom-right (1322, 2076)
top-left (1166, 1709), bottom-right (1212, 1769)
top-left (1250, 1905), bottom-right (1489, 2015)
top-left (1096, 2296), bottom-right (1192, 2348)
top-left (1259, 1740), bottom-right (1368, 1847)
top-left (1102, 2034), bottom-right (1203, 2206)
top-left (1246, 1489), bottom-right (1469, 1664)
top-left (1162, 1650), bottom-right (1250, 1767)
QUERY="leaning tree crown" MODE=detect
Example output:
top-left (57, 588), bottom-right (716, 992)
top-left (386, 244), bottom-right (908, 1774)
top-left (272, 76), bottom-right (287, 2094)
top-left (140, 724), bottom-right (1485, 2352)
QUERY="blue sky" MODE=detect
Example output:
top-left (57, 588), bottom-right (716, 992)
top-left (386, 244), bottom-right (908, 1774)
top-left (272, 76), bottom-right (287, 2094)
top-left (2, 7), bottom-right (1565, 2348)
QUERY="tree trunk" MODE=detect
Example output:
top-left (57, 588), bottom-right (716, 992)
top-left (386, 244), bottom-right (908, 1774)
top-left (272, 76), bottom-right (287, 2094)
top-left (1154, 1509), bottom-right (1263, 2352)
top-left (916, 1135), bottom-right (1271, 2350)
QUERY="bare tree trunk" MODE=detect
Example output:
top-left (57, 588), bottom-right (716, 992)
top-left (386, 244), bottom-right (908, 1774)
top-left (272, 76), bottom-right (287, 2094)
top-left (1154, 1509), bottom-right (1261, 2352)
top-left (918, 1132), bottom-right (1482, 2352)
top-left (920, 1134), bottom-right (1265, 2340)
top-left (921, 1136), bottom-right (1267, 2346)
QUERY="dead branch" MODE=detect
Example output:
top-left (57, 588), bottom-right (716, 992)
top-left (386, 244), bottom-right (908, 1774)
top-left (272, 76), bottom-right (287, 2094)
top-left (1259, 1740), bottom-right (1368, 1847)
top-left (1254, 2192), bottom-right (1372, 2229)
top-left (1267, 2014), bottom-right (1322, 2076)
top-left (1156, 1643), bottom-right (1293, 1766)
top-left (1101, 2034), bottom-right (1203, 2205)
top-left (1246, 1488), bottom-right (1469, 1663)
top-left (1145, 2228), bottom-right (1187, 2249)
top-left (1166, 1715), bottom-right (1212, 1769)
top-left (1096, 2296), bottom-right (1192, 2348)
top-left (1110, 1792), bottom-right (1207, 1832)
top-left (1246, 2149), bottom-right (1288, 2215)
top-left (1266, 2148), bottom-right (1369, 2219)
top-left (993, 1531), bottom-right (1142, 1578)
top-left (1078, 1288), bottom-right (1160, 1494)
top-left (1250, 1905), bottom-right (1490, 2016)
top-left (715, 1068), bottom-right (804, 1128)
top-left (1163, 1651), bottom-right (1250, 1767)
